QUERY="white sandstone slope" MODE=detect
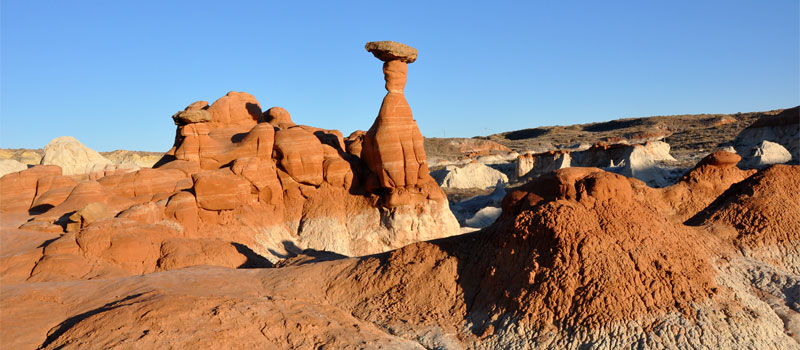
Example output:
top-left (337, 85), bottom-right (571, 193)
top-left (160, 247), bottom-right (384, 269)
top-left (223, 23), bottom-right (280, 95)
top-left (40, 136), bottom-right (113, 175)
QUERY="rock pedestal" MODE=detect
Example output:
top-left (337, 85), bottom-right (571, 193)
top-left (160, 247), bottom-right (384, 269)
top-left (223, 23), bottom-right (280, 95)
top-left (361, 41), bottom-right (437, 207)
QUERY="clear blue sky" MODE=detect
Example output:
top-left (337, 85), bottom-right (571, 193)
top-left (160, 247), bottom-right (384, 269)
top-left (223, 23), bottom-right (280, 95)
top-left (2, 1), bottom-right (798, 151)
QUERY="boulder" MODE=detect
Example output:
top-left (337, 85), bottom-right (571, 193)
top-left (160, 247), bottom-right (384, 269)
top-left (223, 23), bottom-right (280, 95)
top-left (206, 91), bottom-right (263, 126)
top-left (66, 202), bottom-right (111, 233)
top-left (40, 136), bottom-right (113, 175)
top-left (437, 162), bottom-right (508, 189)
top-left (745, 140), bottom-right (792, 168)
top-left (264, 107), bottom-right (296, 128)
top-left (365, 41), bottom-right (418, 63)
top-left (172, 109), bottom-right (212, 125)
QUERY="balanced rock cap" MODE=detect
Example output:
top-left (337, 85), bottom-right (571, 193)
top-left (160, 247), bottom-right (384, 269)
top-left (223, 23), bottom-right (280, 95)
top-left (365, 41), bottom-right (417, 63)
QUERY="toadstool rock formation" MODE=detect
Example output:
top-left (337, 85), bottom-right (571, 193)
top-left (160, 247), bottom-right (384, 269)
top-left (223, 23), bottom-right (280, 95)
top-left (3, 43), bottom-right (458, 276)
top-left (361, 41), bottom-right (442, 207)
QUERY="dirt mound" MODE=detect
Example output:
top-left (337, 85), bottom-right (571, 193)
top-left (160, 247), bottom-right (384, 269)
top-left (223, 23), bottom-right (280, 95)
top-left (467, 168), bottom-right (718, 331)
top-left (324, 159), bottom-right (794, 347)
top-left (689, 164), bottom-right (800, 273)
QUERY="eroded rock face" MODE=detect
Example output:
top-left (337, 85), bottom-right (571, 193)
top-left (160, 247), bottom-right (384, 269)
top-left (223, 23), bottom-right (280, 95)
top-left (515, 141), bottom-right (677, 187)
top-left (745, 140), bottom-right (792, 168)
top-left (10, 78), bottom-right (458, 277)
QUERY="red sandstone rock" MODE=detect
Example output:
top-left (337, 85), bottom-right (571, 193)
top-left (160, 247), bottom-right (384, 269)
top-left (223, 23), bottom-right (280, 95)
top-left (361, 52), bottom-right (434, 206)
top-left (345, 130), bottom-right (365, 156)
top-left (66, 202), bottom-right (111, 233)
top-left (273, 127), bottom-right (325, 186)
top-left (265, 106), bottom-right (295, 128)
top-left (231, 157), bottom-right (282, 205)
top-left (192, 169), bottom-right (252, 211)
top-left (206, 91), bottom-right (263, 126)
top-left (0, 165), bottom-right (62, 212)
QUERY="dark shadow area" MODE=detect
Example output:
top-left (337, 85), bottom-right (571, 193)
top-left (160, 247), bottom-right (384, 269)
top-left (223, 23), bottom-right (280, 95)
top-left (28, 204), bottom-right (54, 215)
top-left (274, 244), bottom-right (348, 267)
top-left (232, 243), bottom-right (274, 268)
top-left (230, 132), bottom-right (248, 143)
top-left (245, 103), bottom-right (263, 122)
top-left (502, 127), bottom-right (550, 140)
top-left (37, 237), bottom-right (59, 249)
top-left (39, 293), bottom-right (147, 349)
top-left (582, 118), bottom-right (649, 132)
top-left (267, 240), bottom-right (303, 260)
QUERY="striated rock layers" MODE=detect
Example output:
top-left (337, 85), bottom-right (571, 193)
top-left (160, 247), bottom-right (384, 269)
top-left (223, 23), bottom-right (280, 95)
top-left (4, 152), bottom-right (797, 349)
top-left (361, 41), bottom-right (443, 207)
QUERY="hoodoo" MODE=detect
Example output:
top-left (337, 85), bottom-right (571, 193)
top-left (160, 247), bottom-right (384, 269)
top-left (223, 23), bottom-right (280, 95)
top-left (361, 41), bottom-right (442, 207)
top-left (1, 43), bottom-right (459, 276)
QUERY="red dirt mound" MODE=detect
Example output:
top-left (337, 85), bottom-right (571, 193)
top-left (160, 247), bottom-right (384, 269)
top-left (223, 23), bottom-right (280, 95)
top-left (329, 166), bottom-right (732, 339)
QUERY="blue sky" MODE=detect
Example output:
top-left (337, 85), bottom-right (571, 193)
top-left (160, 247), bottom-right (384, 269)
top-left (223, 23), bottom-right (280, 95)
top-left (2, 1), bottom-right (798, 151)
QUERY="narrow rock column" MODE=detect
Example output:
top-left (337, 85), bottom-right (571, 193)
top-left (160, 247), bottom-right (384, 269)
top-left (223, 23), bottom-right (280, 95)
top-left (362, 41), bottom-right (433, 207)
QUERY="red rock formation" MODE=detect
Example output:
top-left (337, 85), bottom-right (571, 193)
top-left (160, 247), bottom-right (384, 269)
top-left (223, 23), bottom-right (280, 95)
top-left (361, 41), bottom-right (441, 207)
top-left (9, 64), bottom-right (458, 278)
top-left (0, 165), bottom-right (66, 212)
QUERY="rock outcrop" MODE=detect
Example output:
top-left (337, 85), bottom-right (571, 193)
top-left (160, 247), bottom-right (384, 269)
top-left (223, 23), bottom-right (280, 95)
top-left (743, 140), bottom-right (792, 168)
top-left (39, 136), bottom-right (114, 176)
top-left (516, 141), bottom-right (677, 187)
top-left (434, 161), bottom-right (508, 189)
top-left (5, 42), bottom-right (458, 279)
top-left (361, 41), bottom-right (443, 207)
top-left (733, 106), bottom-right (799, 165)
top-left (515, 150), bottom-right (571, 179)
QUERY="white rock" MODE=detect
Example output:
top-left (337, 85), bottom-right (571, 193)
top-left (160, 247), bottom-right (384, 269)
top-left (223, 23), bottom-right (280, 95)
top-left (40, 136), bottom-right (113, 175)
top-left (0, 159), bottom-right (28, 178)
top-left (516, 151), bottom-right (572, 179)
top-left (747, 140), bottom-right (792, 168)
top-left (465, 206), bottom-right (502, 228)
top-left (438, 162), bottom-right (508, 189)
